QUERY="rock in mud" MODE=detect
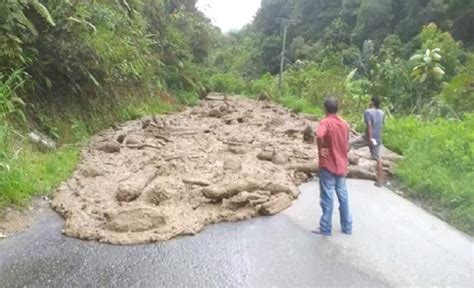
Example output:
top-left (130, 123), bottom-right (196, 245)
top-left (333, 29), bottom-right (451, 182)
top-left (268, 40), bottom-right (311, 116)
top-left (349, 155), bottom-right (360, 165)
top-left (116, 134), bottom-right (127, 143)
top-left (97, 141), bottom-right (120, 153)
top-left (208, 109), bottom-right (223, 118)
top-left (222, 191), bottom-right (271, 210)
top-left (143, 184), bottom-right (173, 205)
top-left (303, 125), bottom-right (315, 143)
top-left (293, 171), bottom-right (312, 185)
top-left (257, 151), bottom-right (274, 161)
top-left (259, 193), bottom-right (292, 215)
top-left (348, 166), bottom-right (377, 181)
top-left (81, 166), bottom-right (103, 178)
top-left (105, 207), bottom-right (166, 232)
top-left (272, 152), bottom-right (288, 165)
top-left (116, 167), bottom-right (157, 202)
top-left (124, 136), bottom-right (141, 145)
top-left (28, 130), bottom-right (57, 152)
top-left (223, 158), bottom-right (242, 172)
top-left (269, 116), bottom-right (285, 126)
top-left (264, 182), bottom-right (299, 198)
top-left (229, 146), bottom-right (247, 155)
top-left (202, 179), bottom-right (261, 200)
top-left (284, 128), bottom-right (300, 137)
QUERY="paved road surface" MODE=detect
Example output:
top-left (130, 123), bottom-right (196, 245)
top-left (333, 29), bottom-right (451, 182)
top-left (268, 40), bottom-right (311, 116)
top-left (0, 179), bottom-right (472, 287)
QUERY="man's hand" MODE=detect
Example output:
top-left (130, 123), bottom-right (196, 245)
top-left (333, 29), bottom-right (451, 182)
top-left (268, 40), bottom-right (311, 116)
top-left (367, 138), bottom-right (376, 149)
top-left (320, 148), bottom-right (329, 158)
top-left (367, 139), bottom-right (374, 149)
top-left (366, 122), bottom-right (374, 149)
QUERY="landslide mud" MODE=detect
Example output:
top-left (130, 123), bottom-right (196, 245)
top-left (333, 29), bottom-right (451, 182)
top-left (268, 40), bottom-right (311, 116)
top-left (52, 95), bottom-right (400, 244)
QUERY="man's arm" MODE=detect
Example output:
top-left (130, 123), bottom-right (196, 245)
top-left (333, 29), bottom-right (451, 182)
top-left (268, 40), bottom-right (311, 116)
top-left (316, 120), bottom-right (329, 158)
top-left (366, 122), bottom-right (374, 148)
top-left (364, 111), bottom-right (374, 148)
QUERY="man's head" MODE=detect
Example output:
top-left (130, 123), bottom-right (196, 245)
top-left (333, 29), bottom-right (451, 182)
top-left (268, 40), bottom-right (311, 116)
top-left (370, 96), bottom-right (381, 109)
top-left (324, 97), bottom-right (339, 114)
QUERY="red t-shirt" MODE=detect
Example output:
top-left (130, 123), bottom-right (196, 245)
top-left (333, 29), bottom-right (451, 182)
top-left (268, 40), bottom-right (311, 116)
top-left (316, 114), bottom-right (349, 176)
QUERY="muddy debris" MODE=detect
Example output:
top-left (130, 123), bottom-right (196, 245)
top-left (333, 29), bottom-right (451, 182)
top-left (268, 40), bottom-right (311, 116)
top-left (259, 193), bottom-right (292, 215)
top-left (52, 95), bottom-right (400, 244)
top-left (303, 125), bottom-right (315, 143)
top-left (349, 155), bottom-right (360, 165)
top-left (105, 207), bottom-right (166, 233)
top-left (96, 141), bottom-right (120, 153)
top-left (257, 151), bottom-right (274, 161)
top-left (80, 166), bottom-right (103, 178)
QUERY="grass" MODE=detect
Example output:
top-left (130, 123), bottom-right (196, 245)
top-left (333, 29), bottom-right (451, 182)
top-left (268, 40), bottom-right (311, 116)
top-left (384, 115), bottom-right (474, 235)
top-left (116, 93), bottom-right (177, 123)
top-left (0, 90), bottom-right (178, 210)
top-left (0, 146), bottom-right (79, 208)
top-left (279, 95), bottom-right (324, 117)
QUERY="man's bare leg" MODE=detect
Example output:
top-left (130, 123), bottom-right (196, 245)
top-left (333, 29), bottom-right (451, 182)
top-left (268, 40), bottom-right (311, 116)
top-left (375, 160), bottom-right (384, 187)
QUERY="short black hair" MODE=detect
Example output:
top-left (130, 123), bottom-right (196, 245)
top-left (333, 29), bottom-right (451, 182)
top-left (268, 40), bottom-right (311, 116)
top-left (371, 96), bottom-right (381, 108)
top-left (324, 97), bottom-right (339, 114)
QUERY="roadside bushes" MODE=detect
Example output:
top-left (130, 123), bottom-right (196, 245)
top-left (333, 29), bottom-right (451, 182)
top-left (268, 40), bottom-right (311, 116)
top-left (279, 96), bottom-right (323, 116)
top-left (284, 64), bottom-right (345, 106)
top-left (440, 54), bottom-right (474, 115)
top-left (0, 0), bottom-right (217, 208)
top-left (247, 73), bottom-right (275, 96)
top-left (384, 115), bottom-right (474, 233)
top-left (209, 73), bottom-right (246, 94)
top-left (0, 69), bottom-right (27, 165)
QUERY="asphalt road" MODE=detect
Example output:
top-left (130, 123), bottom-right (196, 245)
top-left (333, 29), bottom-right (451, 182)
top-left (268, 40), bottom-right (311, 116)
top-left (0, 179), bottom-right (472, 287)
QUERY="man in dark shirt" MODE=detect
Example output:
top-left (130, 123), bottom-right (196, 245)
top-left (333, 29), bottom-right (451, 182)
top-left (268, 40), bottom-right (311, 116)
top-left (313, 98), bottom-right (352, 236)
top-left (351, 96), bottom-right (385, 187)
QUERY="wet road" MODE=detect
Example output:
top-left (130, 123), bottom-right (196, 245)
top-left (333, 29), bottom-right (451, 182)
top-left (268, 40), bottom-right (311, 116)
top-left (0, 179), bottom-right (472, 287)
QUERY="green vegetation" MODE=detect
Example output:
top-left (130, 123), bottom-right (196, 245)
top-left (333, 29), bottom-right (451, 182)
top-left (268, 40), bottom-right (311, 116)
top-left (207, 0), bottom-right (474, 234)
top-left (0, 147), bottom-right (79, 208)
top-left (0, 0), bottom-right (214, 208)
top-left (385, 116), bottom-right (474, 232)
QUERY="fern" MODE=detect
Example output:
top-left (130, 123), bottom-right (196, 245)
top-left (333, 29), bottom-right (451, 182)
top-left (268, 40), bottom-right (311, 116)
top-left (28, 0), bottom-right (56, 26)
top-left (68, 16), bottom-right (97, 32)
top-left (14, 12), bottom-right (38, 36)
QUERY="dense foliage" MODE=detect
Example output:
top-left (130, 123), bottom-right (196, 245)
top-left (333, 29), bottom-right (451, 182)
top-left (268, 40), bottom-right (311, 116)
top-left (3, 0), bottom-right (218, 104)
top-left (209, 0), bottom-right (473, 115)
top-left (0, 0), bottom-right (217, 207)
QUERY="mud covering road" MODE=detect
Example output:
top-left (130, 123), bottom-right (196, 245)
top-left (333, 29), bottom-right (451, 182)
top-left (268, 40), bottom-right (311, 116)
top-left (52, 95), bottom-right (401, 244)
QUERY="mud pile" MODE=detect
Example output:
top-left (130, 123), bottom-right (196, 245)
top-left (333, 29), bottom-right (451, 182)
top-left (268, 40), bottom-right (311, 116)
top-left (52, 95), bottom-right (401, 244)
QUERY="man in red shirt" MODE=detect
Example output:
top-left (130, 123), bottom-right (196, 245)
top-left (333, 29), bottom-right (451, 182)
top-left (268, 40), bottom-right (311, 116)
top-left (312, 98), bottom-right (352, 236)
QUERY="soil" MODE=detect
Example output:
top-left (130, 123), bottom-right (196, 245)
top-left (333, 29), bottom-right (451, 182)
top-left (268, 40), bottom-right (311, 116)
top-left (50, 94), bottom-right (401, 245)
top-left (0, 197), bottom-right (50, 239)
